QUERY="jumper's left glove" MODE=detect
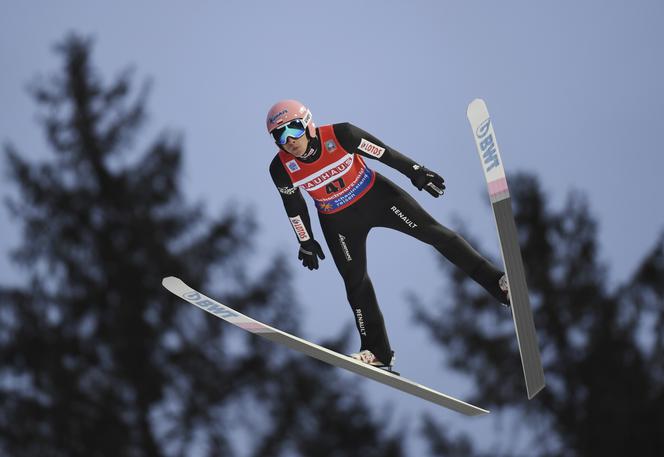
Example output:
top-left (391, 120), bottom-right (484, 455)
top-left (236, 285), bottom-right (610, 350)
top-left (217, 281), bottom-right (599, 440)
top-left (410, 165), bottom-right (445, 197)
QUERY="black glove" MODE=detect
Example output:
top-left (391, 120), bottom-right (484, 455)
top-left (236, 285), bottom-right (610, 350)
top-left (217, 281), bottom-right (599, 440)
top-left (410, 165), bottom-right (445, 197)
top-left (298, 240), bottom-right (325, 270)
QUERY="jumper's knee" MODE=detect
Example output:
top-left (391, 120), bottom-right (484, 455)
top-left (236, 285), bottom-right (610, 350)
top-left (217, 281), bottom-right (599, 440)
top-left (344, 272), bottom-right (371, 302)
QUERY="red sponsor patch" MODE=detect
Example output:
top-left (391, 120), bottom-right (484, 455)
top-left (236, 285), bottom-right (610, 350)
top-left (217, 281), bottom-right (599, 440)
top-left (289, 215), bottom-right (310, 241)
top-left (358, 138), bottom-right (385, 158)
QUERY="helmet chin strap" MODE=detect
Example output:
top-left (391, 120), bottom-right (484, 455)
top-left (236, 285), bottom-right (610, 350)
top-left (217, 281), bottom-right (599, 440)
top-left (299, 131), bottom-right (320, 161)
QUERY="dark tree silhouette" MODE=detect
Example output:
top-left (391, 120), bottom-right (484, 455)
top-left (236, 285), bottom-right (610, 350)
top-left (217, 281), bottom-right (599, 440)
top-left (415, 173), bottom-right (664, 457)
top-left (0, 34), bottom-right (405, 457)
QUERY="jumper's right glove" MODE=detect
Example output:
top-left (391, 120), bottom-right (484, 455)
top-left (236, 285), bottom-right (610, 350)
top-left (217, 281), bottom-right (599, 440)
top-left (298, 239), bottom-right (325, 270)
top-left (410, 164), bottom-right (445, 197)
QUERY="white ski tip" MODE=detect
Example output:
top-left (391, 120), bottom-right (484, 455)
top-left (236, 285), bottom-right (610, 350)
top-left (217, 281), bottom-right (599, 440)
top-left (467, 98), bottom-right (488, 121)
top-left (162, 276), bottom-right (186, 293)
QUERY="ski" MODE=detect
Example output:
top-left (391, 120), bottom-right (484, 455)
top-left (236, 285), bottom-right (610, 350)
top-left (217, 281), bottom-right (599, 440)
top-left (162, 276), bottom-right (489, 416)
top-left (466, 99), bottom-right (546, 399)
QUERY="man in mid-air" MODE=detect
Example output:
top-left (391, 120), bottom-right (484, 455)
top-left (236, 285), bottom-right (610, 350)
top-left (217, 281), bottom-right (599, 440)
top-left (267, 99), bottom-right (509, 372)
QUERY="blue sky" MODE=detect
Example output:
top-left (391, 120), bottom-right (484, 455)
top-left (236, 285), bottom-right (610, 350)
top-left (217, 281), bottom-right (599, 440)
top-left (2, 1), bottom-right (663, 454)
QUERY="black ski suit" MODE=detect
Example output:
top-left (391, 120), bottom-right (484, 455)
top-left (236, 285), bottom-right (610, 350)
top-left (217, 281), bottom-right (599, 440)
top-left (270, 123), bottom-right (506, 364)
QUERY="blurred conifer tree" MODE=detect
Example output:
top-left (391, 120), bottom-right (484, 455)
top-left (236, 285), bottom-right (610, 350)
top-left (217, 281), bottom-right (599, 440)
top-left (416, 174), bottom-right (664, 457)
top-left (0, 34), bottom-right (404, 457)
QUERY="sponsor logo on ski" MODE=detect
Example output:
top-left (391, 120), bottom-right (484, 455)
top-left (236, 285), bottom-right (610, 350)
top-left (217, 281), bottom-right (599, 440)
top-left (338, 234), bottom-right (352, 261)
top-left (183, 291), bottom-right (239, 319)
top-left (475, 118), bottom-right (500, 173)
top-left (390, 206), bottom-right (418, 229)
top-left (355, 308), bottom-right (367, 336)
top-left (286, 159), bottom-right (300, 173)
top-left (358, 138), bottom-right (385, 158)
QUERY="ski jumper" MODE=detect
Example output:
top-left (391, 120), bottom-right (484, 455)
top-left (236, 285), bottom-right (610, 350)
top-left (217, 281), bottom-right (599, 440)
top-left (270, 123), bottom-right (505, 364)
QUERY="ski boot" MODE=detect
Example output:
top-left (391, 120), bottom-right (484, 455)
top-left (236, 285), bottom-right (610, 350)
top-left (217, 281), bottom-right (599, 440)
top-left (499, 274), bottom-right (511, 307)
top-left (350, 350), bottom-right (399, 375)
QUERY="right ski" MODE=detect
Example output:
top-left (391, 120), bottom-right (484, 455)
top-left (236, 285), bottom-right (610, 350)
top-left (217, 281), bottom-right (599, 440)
top-left (467, 98), bottom-right (546, 399)
top-left (162, 276), bottom-right (489, 416)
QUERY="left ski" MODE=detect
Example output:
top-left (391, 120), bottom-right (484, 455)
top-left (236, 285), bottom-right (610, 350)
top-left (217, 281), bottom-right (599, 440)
top-left (162, 276), bottom-right (489, 416)
top-left (466, 98), bottom-right (545, 399)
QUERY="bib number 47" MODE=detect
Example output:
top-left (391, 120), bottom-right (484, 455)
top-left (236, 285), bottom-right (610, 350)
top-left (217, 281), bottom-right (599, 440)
top-left (325, 178), bottom-right (346, 194)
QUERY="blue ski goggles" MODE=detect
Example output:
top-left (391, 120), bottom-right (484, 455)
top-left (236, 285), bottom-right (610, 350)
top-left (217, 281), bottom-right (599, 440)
top-left (271, 119), bottom-right (307, 145)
